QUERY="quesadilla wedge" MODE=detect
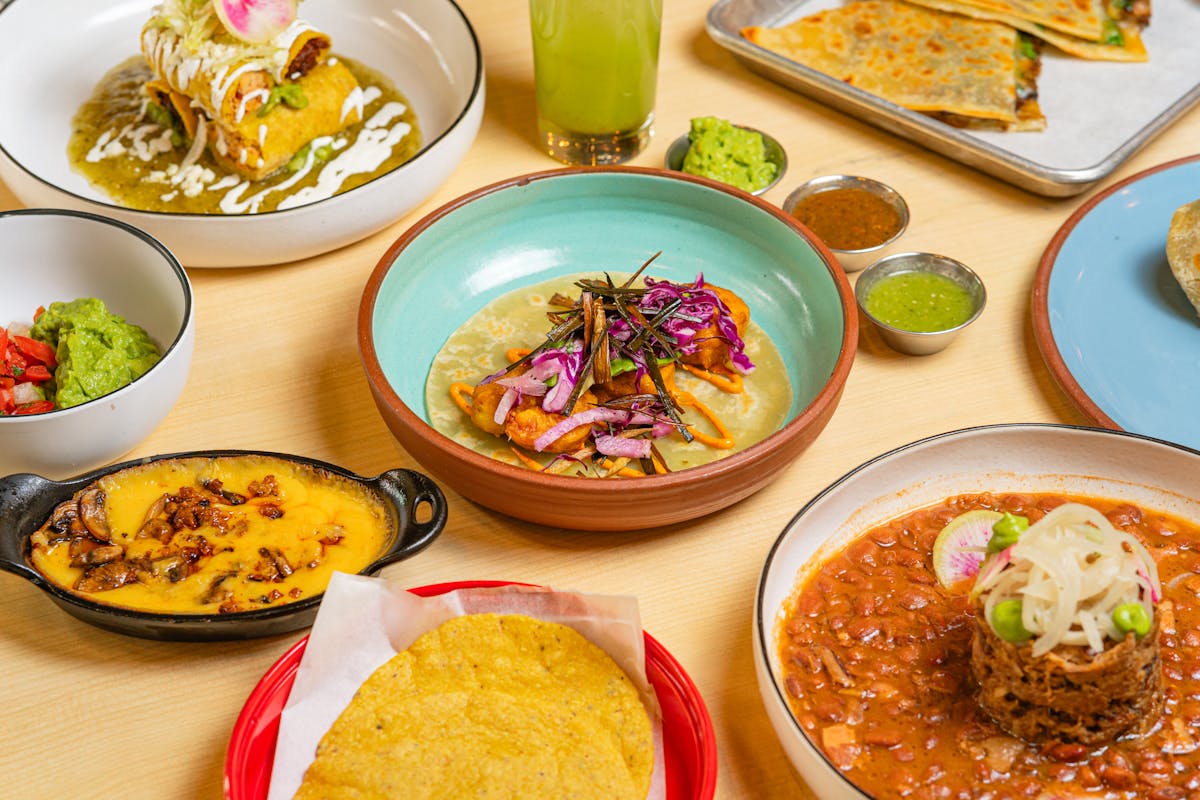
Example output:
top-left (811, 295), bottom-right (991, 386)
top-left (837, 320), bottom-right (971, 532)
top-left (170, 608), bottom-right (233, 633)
top-left (904, 0), bottom-right (1149, 62)
top-left (742, 1), bottom-right (1045, 131)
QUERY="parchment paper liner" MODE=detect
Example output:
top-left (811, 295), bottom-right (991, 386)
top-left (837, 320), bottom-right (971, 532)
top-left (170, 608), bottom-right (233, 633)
top-left (266, 572), bottom-right (666, 799)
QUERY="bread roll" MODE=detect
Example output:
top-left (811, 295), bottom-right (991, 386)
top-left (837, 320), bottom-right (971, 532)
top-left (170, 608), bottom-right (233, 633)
top-left (1166, 198), bottom-right (1200, 317)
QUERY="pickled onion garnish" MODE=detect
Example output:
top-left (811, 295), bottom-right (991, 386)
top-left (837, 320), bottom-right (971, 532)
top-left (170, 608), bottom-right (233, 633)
top-left (213, 0), bottom-right (297, 44)
top-left (973, 503), bottom-right (1162, 657)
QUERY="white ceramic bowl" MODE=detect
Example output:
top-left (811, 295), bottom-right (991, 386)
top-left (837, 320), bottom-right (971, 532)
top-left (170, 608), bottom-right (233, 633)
top-left (754, 423), bottom-right (1200, 797)
top-left (0, 209), bottom-right (194, 479)
top-left (0, 0), bottom-right (484, 268)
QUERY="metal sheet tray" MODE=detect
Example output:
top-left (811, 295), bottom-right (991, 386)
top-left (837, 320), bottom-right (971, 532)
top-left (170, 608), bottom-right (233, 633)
top-left (706, 0), bottom-right (1200, 197)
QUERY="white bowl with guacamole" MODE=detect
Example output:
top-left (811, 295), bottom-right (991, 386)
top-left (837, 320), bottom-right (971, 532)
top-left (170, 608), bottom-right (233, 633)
top-left (0, 209), bottom-right (194, 479)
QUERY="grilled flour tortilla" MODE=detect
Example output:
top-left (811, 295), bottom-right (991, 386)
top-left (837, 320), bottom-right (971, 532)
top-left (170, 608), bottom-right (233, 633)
top-left (294, 613), bottom-right (655, 800)
top-left (742, 1), bottom-right (1044, 131)
top-left (904, 0), bottom-right (1149, 61)
top-left (1166, 198), bottom-right (1200, 319)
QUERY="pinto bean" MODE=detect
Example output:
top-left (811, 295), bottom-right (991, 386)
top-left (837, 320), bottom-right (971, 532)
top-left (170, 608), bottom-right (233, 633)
top-left (1047, 743), bottom-right (1088, 763)
top-left (1148, 787), bottom-right (1186, 800)
top-left (1099, 764), bottom-right (1137, 790)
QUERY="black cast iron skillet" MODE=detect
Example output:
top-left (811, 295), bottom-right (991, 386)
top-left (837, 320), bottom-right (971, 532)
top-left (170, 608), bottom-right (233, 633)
top-left (0, 450), bottom-right (448, 641)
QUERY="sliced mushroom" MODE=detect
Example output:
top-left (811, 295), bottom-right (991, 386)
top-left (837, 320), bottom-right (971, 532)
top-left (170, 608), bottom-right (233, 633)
top-left (148, 554), bottom-right (190, 583)
top-left (75, 561), bottom-right (139, 592)
top-left (137, 518), bottom-right (174, 541)
top-left (199, 571), bottom-right (238, 605)
top-left (44, 500), bottom-right (80, 540)
top-left (141, 493), bottom-right (169, 524)
top-left (78, 488), bottom-right (111, 542)
top-left (70, 544), bottom-right (125, 567)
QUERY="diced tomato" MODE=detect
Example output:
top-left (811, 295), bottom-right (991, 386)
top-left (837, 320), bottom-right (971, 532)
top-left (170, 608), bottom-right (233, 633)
top-left (13, 335), bottom-right (55, 368)
top-left (0, 385), bottom-right (12, 414)
top-left (13, 400), bottom-right (54, 415)
top-left (0, 327), bottom-right (7, 358)
top-left (5, 344), bottom-right (26, 373)
top-left (23, 364), bottom-right (52, 383)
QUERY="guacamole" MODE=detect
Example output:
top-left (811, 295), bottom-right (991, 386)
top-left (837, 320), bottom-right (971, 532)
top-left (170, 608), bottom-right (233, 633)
top-left (29, 298), bottom-right (161, 408)
top-left (681, 116), bottom-right (777, 193)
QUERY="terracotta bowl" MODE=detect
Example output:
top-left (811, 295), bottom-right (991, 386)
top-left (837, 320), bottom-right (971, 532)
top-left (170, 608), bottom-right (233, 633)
top-left (358, 167), bottom-right (857, 531)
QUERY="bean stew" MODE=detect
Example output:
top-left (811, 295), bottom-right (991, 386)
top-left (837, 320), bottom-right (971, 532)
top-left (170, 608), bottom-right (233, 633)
top-left (778, 492), bottom-right (1200, 799)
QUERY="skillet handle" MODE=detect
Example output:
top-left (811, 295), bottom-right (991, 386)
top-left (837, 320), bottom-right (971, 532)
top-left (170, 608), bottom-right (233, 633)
top-left (0, 472), bottom-right (58, 583)
top-left (367, 468), bottom-right (449, 572)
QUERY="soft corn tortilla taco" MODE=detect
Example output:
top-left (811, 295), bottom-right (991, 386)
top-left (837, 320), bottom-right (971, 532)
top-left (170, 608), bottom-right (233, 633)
top-left (742, 0), bottom-right (1045, 131)
top-left (904, 0), bottom-right (1149, 62)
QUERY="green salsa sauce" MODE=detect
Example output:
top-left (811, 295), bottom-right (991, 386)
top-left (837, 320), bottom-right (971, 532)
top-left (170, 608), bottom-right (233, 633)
top-left (864, 272), bottom-right (975, 333)
top-left (68, 56), bottom-right (420, 215)
top-left (681, 116), bottom-right (776, 193)
top-left (29, 298), bottom-right (161, 408)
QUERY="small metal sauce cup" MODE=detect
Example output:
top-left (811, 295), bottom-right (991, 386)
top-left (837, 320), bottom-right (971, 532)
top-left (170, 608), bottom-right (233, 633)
top-left (665, 125), bottom-right (787, 196)
top-left (855, 251), bottom-right (986, 356)
top-left (782, 175), bottom-right (909, 272)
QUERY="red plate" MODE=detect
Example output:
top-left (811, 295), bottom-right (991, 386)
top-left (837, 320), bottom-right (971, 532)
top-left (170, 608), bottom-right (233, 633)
top-left (224, 580), bottom-right (718, 799)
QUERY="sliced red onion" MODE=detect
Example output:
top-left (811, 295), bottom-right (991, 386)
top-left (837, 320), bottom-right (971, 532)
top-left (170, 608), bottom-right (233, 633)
top-left (492, 388), bottom-right (519, 426)
top-left (595, 435), bottom-right (652, 460)
top-left (496, 374), bottom-right (549, 396)
top-left (533, 407), bottom-right (661, 452)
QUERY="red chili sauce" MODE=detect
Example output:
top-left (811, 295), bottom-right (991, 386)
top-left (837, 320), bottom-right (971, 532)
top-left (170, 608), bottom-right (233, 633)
top-left (778, 492), bottom-right (1200, 799)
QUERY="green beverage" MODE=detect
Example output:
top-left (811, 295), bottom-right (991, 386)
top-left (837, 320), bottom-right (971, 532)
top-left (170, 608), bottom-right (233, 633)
top-left (530, 0), bottom-right (662, 164)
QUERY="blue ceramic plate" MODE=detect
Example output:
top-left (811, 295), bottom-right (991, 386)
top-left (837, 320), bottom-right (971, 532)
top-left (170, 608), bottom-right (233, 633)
top-left (1033, 155), bottom-right (1200, 447)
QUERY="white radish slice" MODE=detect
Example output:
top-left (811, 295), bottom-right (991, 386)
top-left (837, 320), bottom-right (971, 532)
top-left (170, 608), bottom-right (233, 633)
top-left (931, 509), bottom-right (1002, 588)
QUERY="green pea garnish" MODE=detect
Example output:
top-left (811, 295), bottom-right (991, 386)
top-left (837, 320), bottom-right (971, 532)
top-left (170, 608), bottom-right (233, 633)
top-left (990, 599), bottom-right (1032, 643)
top-left (1112, 603), bottom-right (1151, 638)
top-left (986, 513), bottom-right (1029, 554)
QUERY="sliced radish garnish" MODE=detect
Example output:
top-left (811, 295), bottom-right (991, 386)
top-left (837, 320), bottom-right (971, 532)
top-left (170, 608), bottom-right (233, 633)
top-left (213, 0), bottom-right (298, 44)
top-left (931, 509), bottom-right (1003, 589)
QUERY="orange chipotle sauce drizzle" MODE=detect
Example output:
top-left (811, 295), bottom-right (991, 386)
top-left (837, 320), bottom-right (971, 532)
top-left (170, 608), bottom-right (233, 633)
top-left (779, 492), bottom-right (1200, 799)
top-left (790, 187), bottom-right (901, 251)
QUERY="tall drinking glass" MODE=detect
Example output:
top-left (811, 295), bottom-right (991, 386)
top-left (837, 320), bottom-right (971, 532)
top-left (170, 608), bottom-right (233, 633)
top-left (530, 0), bottom-right (662, 165)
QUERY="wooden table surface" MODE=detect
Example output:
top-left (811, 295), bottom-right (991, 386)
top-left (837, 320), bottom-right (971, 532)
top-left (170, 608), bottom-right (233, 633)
top-left (2, 1), bottom-right (1197, 797)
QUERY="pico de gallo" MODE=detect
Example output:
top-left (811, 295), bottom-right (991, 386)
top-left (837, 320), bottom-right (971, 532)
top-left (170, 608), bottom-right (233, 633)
top-left (1, 315), bottom-right (56, 415)
top-left (2, 298), bottom-right (162, 416)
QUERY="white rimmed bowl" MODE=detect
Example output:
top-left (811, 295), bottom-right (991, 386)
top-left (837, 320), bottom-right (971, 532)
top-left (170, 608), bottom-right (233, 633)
top-left (754, 423), bottom-right (1200, 797)
top-left (0, 0), bottom-right (484, 268)
top-left (0, 209), bottom-right (194, 479)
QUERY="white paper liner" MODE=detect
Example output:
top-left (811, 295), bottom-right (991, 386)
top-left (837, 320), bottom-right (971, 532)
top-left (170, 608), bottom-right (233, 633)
top-left (265, 572), bottom-right (667, 800)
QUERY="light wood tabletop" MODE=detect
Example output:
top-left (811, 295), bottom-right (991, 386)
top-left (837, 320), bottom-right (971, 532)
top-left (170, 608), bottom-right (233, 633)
top-left (2, 1), bottom-right (1198, 798)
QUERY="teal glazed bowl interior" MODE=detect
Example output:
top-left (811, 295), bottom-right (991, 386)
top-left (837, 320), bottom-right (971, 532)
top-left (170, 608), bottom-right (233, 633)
top-left (359, 167), bottom-right (857, 531)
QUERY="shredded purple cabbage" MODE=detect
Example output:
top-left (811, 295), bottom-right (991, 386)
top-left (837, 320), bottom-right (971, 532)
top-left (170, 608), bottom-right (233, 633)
top-left (489, 273), bottom-right (753, 457)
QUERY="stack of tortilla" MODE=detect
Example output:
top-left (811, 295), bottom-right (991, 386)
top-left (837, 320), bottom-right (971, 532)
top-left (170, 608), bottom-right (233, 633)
top-left (742, 0), bottom-right (1151, 132)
